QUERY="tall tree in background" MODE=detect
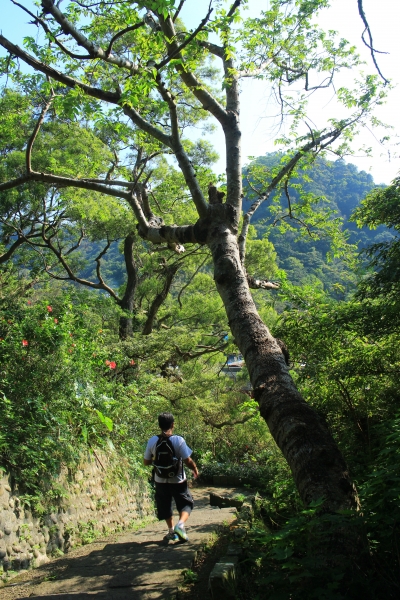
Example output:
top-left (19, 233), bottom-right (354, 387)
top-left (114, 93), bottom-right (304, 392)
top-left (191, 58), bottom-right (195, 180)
top-left (0, 0), bottom-right (387, 511)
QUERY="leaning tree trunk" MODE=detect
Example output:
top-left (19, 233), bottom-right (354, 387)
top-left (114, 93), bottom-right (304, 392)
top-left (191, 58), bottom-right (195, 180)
top-left (208, 211), bottom-right (357, 512)
top-left (118, 233), bottom-right (137, 340)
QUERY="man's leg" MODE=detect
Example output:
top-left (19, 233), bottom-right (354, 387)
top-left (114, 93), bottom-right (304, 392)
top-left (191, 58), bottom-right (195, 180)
top-left (178, 510), bottom-right (190, 525)
top-left (155, 483), bottom-right (177, 540)
top-left (172, 481), bottom-right (194, 542)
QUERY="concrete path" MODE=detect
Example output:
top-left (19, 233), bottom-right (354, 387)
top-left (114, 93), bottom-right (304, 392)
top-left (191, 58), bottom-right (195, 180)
top-left (0, 486), bottom-right (242, 600)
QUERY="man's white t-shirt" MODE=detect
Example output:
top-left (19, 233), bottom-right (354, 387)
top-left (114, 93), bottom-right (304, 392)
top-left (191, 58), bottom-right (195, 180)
top-left (144, 435), bottom-right (192, 484)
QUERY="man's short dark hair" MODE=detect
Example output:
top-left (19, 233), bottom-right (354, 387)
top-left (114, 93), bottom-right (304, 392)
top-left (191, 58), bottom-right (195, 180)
top-left (158, 412), bottom-right (174, 431)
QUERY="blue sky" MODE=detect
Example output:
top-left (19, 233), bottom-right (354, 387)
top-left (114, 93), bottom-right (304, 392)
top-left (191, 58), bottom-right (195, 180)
top-left (1, 0), bottom-right (399, 183)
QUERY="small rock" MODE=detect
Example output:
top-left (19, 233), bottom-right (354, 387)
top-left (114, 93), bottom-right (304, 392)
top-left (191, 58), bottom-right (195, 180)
top-left (219, 555), bottom-right (239, 565)
top-left (233, 527), bottom-right (247, 539)
top-left (226, 544), bottom-right (243, 557)
top-left (2, 560), bottom-right (11, 571)
top-left (209, 562), bottom-right (237, 599)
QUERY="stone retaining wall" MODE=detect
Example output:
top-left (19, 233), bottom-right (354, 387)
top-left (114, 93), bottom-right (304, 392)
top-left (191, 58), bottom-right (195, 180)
top-left (0, 452), bottom-right (153, 581)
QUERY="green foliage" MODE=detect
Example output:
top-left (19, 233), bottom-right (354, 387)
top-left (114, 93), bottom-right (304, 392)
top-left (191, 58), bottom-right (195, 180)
top-left (352, 175), bottom-right (400, 307)
top-left (264, 260), bottom-right (400, 597)
top-left (0, 277), bottom-right (158, 495)
top-left (240, 508), bottom-right (372, 600)
top-left (182, 568), bottom-right (199, 584)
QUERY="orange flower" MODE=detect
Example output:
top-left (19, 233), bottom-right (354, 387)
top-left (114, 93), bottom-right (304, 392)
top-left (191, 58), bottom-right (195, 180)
top-left (105, 360), bottom-right (111, 366)
top-left (130, 359), bottom-right (135, 366)
top-left (47, 305), bottom-right (52, 312)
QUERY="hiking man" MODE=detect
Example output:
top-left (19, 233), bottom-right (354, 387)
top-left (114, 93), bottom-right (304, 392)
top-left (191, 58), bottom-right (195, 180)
top-left (144, 412), bottom-right (199, 542)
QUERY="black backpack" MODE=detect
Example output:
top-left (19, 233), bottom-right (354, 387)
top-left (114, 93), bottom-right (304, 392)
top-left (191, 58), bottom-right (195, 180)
top-left (153, 435), bottom-right (181, 479)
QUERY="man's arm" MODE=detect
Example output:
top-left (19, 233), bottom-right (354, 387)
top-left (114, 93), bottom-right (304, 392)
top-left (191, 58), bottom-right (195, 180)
top-left (184, 456), bottom-right (199, 478)
top-left (144, 458), bottom-right (153, 466)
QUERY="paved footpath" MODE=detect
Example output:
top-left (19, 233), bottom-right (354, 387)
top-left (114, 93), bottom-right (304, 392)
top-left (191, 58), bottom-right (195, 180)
top-left (0, 486), bottom-right (241, 600)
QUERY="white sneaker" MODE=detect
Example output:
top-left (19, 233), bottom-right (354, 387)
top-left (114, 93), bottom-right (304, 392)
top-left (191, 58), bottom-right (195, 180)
top-left (174, 524), bottom-right (189, 542)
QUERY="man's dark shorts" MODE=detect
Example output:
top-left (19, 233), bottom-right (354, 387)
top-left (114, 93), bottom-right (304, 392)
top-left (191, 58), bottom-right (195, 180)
top-left (154, 480), bottom-right (194, 520)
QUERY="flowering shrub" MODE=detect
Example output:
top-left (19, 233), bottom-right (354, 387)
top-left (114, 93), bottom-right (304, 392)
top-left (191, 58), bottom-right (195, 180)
top-left (0, 290), bottom-right (154, 495)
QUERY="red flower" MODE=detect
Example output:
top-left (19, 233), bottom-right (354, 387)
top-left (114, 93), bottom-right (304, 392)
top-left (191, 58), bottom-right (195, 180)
top-left (54, 318), bottom-right (58, 324)
top-left (22, 339), bottom-right (29, 347)
top-left (27, 301), bottom-right (32, 306)
top-left (47, 305), bottom-right (52, 312)
top-left (109, 361), bottom-right (117, 370)
top-left (129, 359), bottom-right (135, 366)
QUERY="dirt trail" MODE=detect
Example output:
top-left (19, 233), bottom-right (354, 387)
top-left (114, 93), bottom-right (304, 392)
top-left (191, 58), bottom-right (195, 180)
top-left (0, 486), bottom-right (242, 600)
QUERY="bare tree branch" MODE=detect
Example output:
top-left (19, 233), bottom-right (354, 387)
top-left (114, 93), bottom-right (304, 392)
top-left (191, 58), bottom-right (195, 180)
top-left (173, 0), bottom-right (185, 22)
top-left (0, 170), bottom-right (131, 200)
top-left (157, 15), bottom-right (228, 125)
top-left (174, 339), bottom-right (228, 361)
top-left (142, 261), bottom-right (179, 335)
top-left (177, 255), bottom-right (208, 308)
top-left (40, 0), bottom-right (140, 72)
top-left (357, 0), bottom-right (389, 85)
top-left (156, 3), bottom-right (213, 70)
top-left (239, 123), bottom-right (353, 263)
top-left (201, 412), bottom-right (255, 429)
top-left (0, 233), bottom-right (40, 264)
top-left (247, 275), bottom-right (280, 290)
top-left (227, 0), bottom-right (243, 19)
top-left (0, 34), bottom-right (121, 104)
top-left (198, 40), bottom-right (224, 58)
top-left (26, 94), bottom-right (54, 173)
top-left (10, 1), bottom-right (92, 59)
top-left (105, 22), bottom-right (145, 57)
top-left (42, 234), bottom-right (121, 302)
top-left (155, 76), bottom-right (208, 217)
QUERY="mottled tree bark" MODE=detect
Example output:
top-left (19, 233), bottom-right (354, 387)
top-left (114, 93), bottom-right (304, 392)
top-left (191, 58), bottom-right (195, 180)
top-left (207, 207), bottom-right (357, 511)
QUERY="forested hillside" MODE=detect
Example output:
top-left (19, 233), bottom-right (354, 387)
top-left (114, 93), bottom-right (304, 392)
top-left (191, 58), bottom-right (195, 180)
top-left (244, 154), bottom-right (393, 296)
